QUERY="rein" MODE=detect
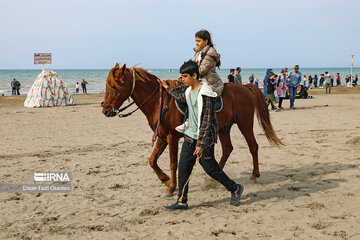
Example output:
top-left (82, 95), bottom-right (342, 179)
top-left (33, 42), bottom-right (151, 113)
top-left (151, 82), bottom-right (162, 146)
top-left (118, 85), bottom-right (159, 118)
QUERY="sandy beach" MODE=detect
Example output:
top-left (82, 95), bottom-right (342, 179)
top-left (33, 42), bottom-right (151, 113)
top-left (0, 87), bottom-right (360, 239)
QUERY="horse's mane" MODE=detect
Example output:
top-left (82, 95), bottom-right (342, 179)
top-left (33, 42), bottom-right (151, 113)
top-left (132, 67), bottom-right (157, 83)
top-left (132, 67), bottom-right (179, 88)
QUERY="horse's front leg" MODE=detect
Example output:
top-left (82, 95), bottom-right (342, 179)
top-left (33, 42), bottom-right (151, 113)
top-left (165, 134), bottom-right (179, 196)
top-left (148, 137), bottom-right (170, 186)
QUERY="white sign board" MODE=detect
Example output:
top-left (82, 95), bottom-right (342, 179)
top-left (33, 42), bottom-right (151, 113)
top-left (34, 53), bottom-right (52, 64)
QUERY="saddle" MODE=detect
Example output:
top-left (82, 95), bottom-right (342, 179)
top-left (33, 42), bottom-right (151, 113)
top-left (175, 97), bottom-right (223, 115)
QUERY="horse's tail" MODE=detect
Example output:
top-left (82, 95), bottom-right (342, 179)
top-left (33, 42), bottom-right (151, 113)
top-left (246, 84), bottom-right (284, 147)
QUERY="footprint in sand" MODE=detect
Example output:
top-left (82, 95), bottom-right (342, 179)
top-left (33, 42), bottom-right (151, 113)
top-left (201, 176), bottom-right (221, 189)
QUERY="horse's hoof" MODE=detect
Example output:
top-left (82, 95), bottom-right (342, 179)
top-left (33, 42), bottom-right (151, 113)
top-left (164, 188), bottom-right (175, 197)
top-left (250, 175), bottom-right (257, 182)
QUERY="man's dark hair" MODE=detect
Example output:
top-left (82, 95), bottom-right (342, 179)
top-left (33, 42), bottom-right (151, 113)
top-left (269, 72), bottom-right (275, 77)
top-left (325, 72), bottom-right (328, 74)
top-left (180, 60), bottom-right (200, 80)
top-left (230, 69), bottom-right (235, 73)
top-left (236, 67), bottom-right (241, 71)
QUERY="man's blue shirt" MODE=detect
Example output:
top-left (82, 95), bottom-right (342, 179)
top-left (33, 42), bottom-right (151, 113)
top-left (288, 71), bottom-right (302, 87)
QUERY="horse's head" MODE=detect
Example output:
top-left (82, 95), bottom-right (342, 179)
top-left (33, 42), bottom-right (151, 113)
top-left (101, 63), bottom-right (134, 117)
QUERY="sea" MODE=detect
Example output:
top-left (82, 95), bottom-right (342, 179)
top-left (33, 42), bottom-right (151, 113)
top-left (0, 68), bottom-right (358, 96)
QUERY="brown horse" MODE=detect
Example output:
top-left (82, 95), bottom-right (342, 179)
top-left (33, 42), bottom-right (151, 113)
top-left (102, 63), bottom-right (282, 195)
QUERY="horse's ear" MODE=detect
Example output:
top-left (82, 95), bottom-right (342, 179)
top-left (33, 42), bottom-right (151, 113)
top-left (115, 63), bottom-right (119, 69)
top-left (120, 64), bottom-right (126, 75)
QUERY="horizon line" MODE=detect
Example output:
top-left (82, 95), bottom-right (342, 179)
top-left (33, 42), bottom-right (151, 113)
top-left (0, 66), bottom-right (358, 71)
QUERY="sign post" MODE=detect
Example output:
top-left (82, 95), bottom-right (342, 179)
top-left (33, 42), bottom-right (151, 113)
top-left (350, 55), bottom-right (354, 87)
top-left (34, 53), bottom-right (52, 71)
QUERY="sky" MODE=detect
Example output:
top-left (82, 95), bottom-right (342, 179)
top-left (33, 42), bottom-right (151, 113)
top-left (0, 0), bottom-right (359, 69)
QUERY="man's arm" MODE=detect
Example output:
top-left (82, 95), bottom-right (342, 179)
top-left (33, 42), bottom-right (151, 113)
top-left (297, 73), bottom-right (302, 86)
top-left (166, 86), bottom-right (186, 102)
top-left (158, 79), bottom-right (186, 102)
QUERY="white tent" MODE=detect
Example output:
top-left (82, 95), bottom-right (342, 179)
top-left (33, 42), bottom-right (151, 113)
top-left (24, 70), bottom-right (75, 107)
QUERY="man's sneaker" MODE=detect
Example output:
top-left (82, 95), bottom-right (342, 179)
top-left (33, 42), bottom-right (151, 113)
top-left (175, 120), bottom-right (189, 133)
top-left (165, 201), bottom-right (188, 211)
top-left (230, 184), bottom-right (244, 206)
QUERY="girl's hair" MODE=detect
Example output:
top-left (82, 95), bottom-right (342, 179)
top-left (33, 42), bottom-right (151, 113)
top-left (195, 30), bottom-right (214, 47)
top-left (195, 29), bottom-right (221, 68)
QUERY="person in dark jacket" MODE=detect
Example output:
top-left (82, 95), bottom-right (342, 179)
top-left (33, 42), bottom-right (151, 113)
top-left (249, 74), bottom-right (254, 84)
top-left (11, 78), bottom-right (21, 95)
top-left (313, 74), bottom-right (318, 88)
top-left (263, 69), bottom-right (272, 99)
top-left (81, 79), bottom-right (88, 94)
top-left (11, 78), bottom-right (17, 95)
top-left (266, 72), bottom-right (277, 110)
top-left (227, 69), bottom-right (235, 83)
top-left (158, 60), bottom-right (244, 210)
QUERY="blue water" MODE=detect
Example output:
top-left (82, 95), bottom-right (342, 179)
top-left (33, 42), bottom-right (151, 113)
top-left (0, 68), bottom-right (358, 96)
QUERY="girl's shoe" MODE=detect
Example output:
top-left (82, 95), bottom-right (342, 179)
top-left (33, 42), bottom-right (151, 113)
top-left (175, 120), bottom-right (189, 133)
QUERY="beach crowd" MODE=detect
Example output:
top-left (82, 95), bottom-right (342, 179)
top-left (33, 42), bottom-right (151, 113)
top-left (226, 66), bottom-right (359, 111)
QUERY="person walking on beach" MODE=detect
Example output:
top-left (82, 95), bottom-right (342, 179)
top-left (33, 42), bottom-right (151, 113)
top-left (354, 74), bottom-right (358, 86)
top-left (75, 82), bottom-right (80, 94)
top-left (266, 72), bottom-right (277, 110)
top-left (336, 73), bottom-right (341, 86)
top-left (308, 75), bottom-right (313, 88)
top-left (11, 78), bottom-right (17, 95)
top-left (325, 72), bottom-right (331, 94)
top-left (276, 68), bottom-right (287, 110)
top-left (313, 74), bottom-right (318, 88)
top-left (249, 74), bottom-right (254, 84)
top-left (234, 67), bottom-right (242, 84)
top-left (319, 74), bottom-right (325, 88)
top-left (193, 29), bottom-right (223, 96)
top-left (81, 79), bottom-right (88, 94)
top-left (287, 65), bottom-right (302, 109)
top-left (302, 75), bottom-right (307, 87)
top-left (345, 75), bottom-right (350, 87)
top-left (227, 69), bottom-right (235, 83)
top-left (254, 77), bottom-right (259, 86)
top-left (11, 78), bottom-right (21, 95)
top-left (263, 69), bottom-right (272, 99)
top-left (159, 60), bottom-right (244, 211)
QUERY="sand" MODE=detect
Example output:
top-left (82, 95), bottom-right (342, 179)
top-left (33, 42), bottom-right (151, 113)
top-left (0, 87), bottom-right (360, 239)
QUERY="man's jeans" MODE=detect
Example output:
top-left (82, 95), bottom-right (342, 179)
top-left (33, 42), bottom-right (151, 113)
top-left (326, 83), bottom-right (331, 94)
top-left (289, 86), bottom-right (297, 107)
top-left (177, 136), bottom-right (237, 203)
